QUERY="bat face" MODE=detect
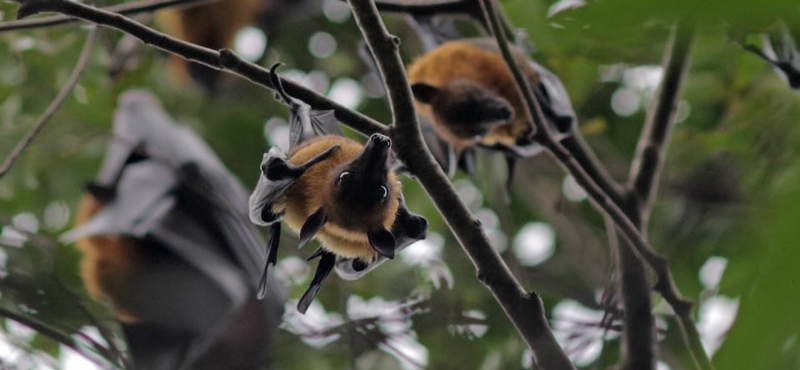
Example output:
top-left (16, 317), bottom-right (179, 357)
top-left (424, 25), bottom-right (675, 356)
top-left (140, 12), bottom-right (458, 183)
top-left (278, 134), bottom-right (401, 262)
top-left (411, 79), bottom-right (513, 149)
top-left (325, 134), bottom-right (395, 231)
top-left (408, 40), bottom-right (533, 151)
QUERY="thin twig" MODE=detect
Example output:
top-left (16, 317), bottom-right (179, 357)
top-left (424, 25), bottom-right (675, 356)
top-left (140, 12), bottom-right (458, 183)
top-left (0, 307), bottom-right (112, 369)
top-left (560, 135), bottom-right (625, 207)
top-left (625, 22), bottom-right (711, 370)
top-left (346, 0), bottom-right (574, 368)
top-left (0, 0), bottom-right (215, 33)
top-left (0, 27), bottom-right (97, 179)
top-left (6, 0), bottom-right (388, 138)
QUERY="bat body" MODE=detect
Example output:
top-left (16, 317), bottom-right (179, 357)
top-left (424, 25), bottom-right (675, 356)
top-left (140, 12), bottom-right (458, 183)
top-left (275, 136), bottom-right (402, 262)
top-left (249, 67), bottom-right (428, 313)
top-left (157, 0), bottom-right (315, 89)
top-left (64, 90), bottom-right (283, 370)
top-left (158, 0), bottom-right (262, 89)
top-left (406, 38), bottom-right (577, 182)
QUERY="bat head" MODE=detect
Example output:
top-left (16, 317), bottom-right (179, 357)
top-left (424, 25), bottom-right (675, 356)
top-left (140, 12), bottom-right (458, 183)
top-left (324, 134), bottom-right (396, 234)
top-left (411, 79), bottom-right (513, 140)
top-left (325, 134), bottom-right (399, 243)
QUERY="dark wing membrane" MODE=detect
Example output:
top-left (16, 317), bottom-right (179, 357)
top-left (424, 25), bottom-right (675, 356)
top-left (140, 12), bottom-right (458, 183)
top-left (177, 162), bottom-right (270, 288)
top-left (408, 14), bottom-right (464, 52)
top-left (528, 60), bottom-right (578, 138)
top-left (419, 115), bottom-right (458, 177)
top-left (269, 63), bottom-right (344, 151)
top-left (335, 195), bottom-right (428, 280)
top-left (763, 23), bottom-right (800, 89)
top-left (288, 105), bottom-right (344, 150)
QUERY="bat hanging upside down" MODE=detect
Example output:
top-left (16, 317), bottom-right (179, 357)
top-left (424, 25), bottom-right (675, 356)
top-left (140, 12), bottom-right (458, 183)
top-left (63, 90), bottom-right (283, 370)
top-left (249, 65), bottom-right (428, 314)
top-left (405, 38), bottom-right (578, 183)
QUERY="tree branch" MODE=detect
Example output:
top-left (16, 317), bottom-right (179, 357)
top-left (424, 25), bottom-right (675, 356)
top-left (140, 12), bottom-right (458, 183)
top-left (474, 3), bottom-right (707, 368)
top-left (0, 307), bottom-right (113, 369)
top-left (629, 22), bottom-right (695, 227)
top-left (3, 0), bottom-right (388, 138)
top-left (623, 22), bottom-right (712, 370)
top-left (346, 0), bottom-right (575, 368)
top-left (0, 0), bottom-right (215, 33)
top-left (610, 222), bottom-right (656, 370)
top-left (0, 27), bottom-right (97, 179)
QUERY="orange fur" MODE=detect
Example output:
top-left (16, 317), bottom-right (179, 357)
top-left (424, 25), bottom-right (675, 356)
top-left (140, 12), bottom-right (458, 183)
top-left (74, 196), bottom-right (143, 322)
top-left (273, 136), bottom-right (401, 260)
top-left (407, 40), bottom-right (539, 148)
top-left (156, 0), bottom-right (262, 86)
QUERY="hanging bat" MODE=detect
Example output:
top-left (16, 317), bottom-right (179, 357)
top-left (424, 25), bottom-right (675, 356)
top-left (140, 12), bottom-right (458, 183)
top-left (248, 65), bottom-right (428, 314)
top-left (407, 37), bottom-right (578, 186)
top-left (62, 90), bottom-right (283, 370)
top-left (156, 0), bottom-right (316, 90)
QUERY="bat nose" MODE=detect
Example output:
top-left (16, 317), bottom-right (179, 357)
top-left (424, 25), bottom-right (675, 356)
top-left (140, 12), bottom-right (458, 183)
top-left (369, 134), bottom-right (392, 148)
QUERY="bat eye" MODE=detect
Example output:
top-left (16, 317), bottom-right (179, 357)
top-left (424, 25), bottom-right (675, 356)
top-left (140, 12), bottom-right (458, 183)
top-left (379, 185), bottom-right (388, 201)
top-left (337, 171), bottom-right (352, 185)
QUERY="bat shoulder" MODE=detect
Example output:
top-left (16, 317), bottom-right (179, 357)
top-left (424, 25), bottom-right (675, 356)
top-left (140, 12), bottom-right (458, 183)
top-left (289, 135), bottom-right (364, 164)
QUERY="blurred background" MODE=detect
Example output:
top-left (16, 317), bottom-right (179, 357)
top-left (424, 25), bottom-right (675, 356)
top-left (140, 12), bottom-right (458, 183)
top-left (1, 0), bottom-right (799, 368)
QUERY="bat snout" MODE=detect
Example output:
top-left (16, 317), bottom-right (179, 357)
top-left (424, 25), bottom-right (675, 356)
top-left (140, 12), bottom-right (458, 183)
top-left (368, 133), bottom-right (392, 148)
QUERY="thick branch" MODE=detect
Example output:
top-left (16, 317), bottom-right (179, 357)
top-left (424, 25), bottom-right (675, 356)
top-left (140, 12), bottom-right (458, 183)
top-left (0, 0), bottom-right (215, 33)
top-left (629, 22), bottom-right (695, 227)
top-left (0, 27), bottom-right (97, 179)
top-left (611, 224), bottom-right (656, 370)
top-left (6, 0), bottom-right (387, 138)
top-left (475, 2), bottom-right (706, 368)
top-left (625, 22), bottom-right (712, 370)
top-left (346, 0), bottom-right (574, 368)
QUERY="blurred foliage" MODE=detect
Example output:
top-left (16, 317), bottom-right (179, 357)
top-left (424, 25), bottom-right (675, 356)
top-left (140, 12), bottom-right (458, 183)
top-left (0, 0), bottom-right (799, 368)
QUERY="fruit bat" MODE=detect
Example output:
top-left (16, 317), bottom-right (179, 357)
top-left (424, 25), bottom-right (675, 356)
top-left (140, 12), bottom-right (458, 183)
top-left (407, 38), bottom-right (577, 185)
top-left (248, 65), bottom-right (428, 314)
top-left (156, 0), bottom-right (316, 90)
top-left (62, 90), bottom-right (283, 370)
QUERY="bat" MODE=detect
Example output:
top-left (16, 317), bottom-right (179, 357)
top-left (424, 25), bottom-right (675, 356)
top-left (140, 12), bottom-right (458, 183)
top-left (248, 65), bottom-right (429, 314)
top-left (156, 0), bottom-right (316, 90)
top-left (407, 37), bottom-right (578, 187)
top-left (62, 90), bottom-right (283, 370)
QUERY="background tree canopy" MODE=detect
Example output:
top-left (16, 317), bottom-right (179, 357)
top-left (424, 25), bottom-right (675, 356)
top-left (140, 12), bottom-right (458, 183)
top-left (0, 0), bottom-right (799, 369)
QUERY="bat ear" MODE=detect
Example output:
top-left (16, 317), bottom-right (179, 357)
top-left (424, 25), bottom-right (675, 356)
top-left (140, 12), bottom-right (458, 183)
top-left (299, 208), bottom-right (327, 249)
top-left (368, 228), bottom-right (396, 259)
top-left (411, 82), bottom-right (440, 104)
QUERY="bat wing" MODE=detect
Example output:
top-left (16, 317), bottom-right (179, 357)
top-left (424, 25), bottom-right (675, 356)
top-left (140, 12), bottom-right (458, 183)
top-left (335, 194), bottom-right (428, 280)
top-left (528, 59), bottom-right (578, 138)
top-left (419, 114), bottom-right (458, 177)
top-left (248, 144), bottom-right (340, 226)
top-left (762, 23), bottom-right (800, 89)
top-left (268, 64), bottom-right (344, 152)
top-left (63, 162), bottom-right (251, 370)
top-left (407, 14), bottom-right (464, 52)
